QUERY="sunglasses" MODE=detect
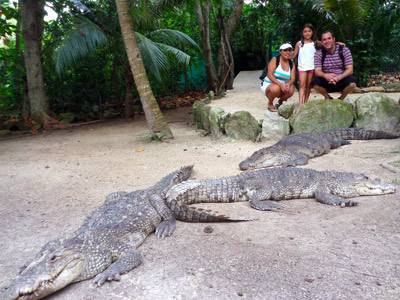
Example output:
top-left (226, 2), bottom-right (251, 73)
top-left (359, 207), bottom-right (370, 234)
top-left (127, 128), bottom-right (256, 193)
top-left (282, 48), bottom-right (293, 52)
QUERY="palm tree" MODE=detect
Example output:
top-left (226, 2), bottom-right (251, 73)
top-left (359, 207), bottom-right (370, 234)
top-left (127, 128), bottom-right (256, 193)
top-left (115, 0), bottom-right (172, 138)
top-left (53, 1), bottom-right (199, 138)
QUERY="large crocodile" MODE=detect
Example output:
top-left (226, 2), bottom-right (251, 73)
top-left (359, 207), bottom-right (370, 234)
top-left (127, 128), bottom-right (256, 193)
top-left (1, 166), bottom-right (200, 300)
top-left (239, 128), bottom-right (399, 170)
top-left (166, 167), bottom-right (396, 216)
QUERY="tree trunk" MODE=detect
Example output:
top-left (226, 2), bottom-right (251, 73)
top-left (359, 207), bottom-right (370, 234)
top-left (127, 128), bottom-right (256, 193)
top-left (124, 66), bottom-right (134, 118)
top-left (216, 0), bottom-right (244, 93)
top-left (115, 0), bottom-right (173, 138)
top-left (195, 0), bottom-right (218, 92)
top-left (20, 0), bottom-right (52, 126)
top-left (195, 0), bottom-right (244, 96)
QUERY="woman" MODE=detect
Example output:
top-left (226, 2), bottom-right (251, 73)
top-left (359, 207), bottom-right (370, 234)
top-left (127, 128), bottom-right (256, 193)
top-left (261, 43), bottom-right (296, 112)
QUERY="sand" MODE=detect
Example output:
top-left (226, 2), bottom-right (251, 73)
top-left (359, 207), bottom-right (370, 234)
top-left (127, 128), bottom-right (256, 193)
top-left (0, 71), bottom-right (399, 300)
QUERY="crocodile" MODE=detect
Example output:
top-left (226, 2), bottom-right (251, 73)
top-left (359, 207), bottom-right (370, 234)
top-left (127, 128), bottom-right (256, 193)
top-left (166, 167), bottom-right (396, 216)
top-left (1, 166), bottom-right (199, 300)
top-left (239, 128), bottom-right (399, 170)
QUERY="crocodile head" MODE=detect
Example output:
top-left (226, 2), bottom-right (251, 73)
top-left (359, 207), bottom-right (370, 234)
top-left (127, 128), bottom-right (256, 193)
top-left (331, 173), bottom-right (396, 197)
top-left (239, 149), bottom-right (304, 170)
top-left (2, 239), bottom-right (86, 300)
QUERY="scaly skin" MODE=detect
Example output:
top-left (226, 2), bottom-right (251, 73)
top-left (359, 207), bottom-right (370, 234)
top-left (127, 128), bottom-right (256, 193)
top-left (239, 128), bottom-right (399, 170)
top-left (1, 166), bottom-right (193, 300)
top-left (166, 167), bottom-right (396, 215)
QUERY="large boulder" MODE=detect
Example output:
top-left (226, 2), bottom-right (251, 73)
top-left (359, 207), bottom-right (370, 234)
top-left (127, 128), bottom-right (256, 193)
top-left (208, 107), bottom-right (229, 137)
top-left (290, 99), bottom-right (354, 134)
top-left (224, 111), bottom-right (261, 141)
top-left (353, 93), bottom-right (400, 134)
top-left (192, 101), bottom-right (211, 132)
top-left (262, 110), bottom-right (290, 140)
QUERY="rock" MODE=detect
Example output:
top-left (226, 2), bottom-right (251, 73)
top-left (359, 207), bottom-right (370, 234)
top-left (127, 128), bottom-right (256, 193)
top-left (192, 101), bottom-right (211, 132)
top-left (262, 111), bottom-right (290, 140)
top-left (224, 111), bottom-right (261, 141)
top-left (353, 93), bottom-right (400, 134)
top-left (208, 107), bottom-right (229, 137)
top-left (0, 129), bottom-right (10, 136)
top-left (278, 102), bottom-right (296, 119)
top-left (290, 99), bottom-right (354, 134)
top-left (102, 109), bottom-right (120, 119)
top-left (204, 226), bottom-right (213, 234)
top-left (383, 82), bottom-right (400, 92)
top-left (59, 112), bottom-right (77, 124)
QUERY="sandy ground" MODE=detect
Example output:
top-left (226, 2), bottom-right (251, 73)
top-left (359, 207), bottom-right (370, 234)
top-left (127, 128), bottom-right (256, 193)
top-left (0, 71), bottom-right (400, 300)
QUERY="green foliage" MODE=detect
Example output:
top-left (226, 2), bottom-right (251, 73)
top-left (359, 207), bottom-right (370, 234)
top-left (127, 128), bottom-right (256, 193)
top-left (53, 16), bottom-right (108, 74)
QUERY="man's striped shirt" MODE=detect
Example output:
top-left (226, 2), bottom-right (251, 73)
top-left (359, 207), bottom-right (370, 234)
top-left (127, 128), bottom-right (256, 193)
top-left (314, 45), bottom-right (353, 75)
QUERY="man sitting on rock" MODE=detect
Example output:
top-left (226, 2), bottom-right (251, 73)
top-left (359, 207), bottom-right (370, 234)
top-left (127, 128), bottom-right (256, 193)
top-left (312, 31), bottom-right (356, 100)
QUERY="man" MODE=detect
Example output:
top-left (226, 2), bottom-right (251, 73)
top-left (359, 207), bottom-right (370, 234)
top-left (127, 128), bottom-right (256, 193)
top-left (312, 31), bottom-right (356, 100)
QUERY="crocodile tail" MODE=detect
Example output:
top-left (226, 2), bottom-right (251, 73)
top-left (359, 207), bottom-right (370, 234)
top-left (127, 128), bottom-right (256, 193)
top-left (174, 205), bottom-right (250, 223)
top-left (330, 128), bottom-right (399, 140)
top-left (176, 165), bottom-right (194, 182)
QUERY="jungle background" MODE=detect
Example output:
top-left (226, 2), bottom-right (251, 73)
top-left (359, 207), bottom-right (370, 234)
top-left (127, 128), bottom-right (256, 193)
top-left (0, 0), bottom-right (399, 135)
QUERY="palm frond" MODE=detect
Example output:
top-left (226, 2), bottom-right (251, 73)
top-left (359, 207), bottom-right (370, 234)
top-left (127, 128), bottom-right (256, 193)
top-left (136, 32), bottom-right (169, 81)
top-left (149, 29), bottom-right (200, 51)
top-left (54, 16), bottom-right (107, 74)
top-left (156, 42), bottom-right (191, 66)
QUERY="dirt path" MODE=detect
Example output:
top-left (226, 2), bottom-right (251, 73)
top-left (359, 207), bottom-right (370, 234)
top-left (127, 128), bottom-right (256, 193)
top-left (0, 72), bottom-right (399, 299)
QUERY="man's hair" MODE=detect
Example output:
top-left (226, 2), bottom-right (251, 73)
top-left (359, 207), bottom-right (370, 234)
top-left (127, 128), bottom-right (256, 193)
top-left (321, 30), bottom-right (335, 39)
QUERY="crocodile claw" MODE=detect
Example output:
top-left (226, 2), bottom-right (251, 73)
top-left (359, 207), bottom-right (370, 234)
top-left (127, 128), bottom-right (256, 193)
top-left (155, 219), bottom-right (176, 239)
top-left (93, 270), bottom-right (121, 286)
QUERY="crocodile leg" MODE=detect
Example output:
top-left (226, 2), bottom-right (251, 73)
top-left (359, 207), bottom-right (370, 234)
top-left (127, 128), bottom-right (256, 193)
top-left (93, 248), bottom-right (142, 286)
top-left (314, 191), bottom-right (358, 207)
top-left (248, 192), bottom-right (284, 211)
top-left (148, 193), bottom-right (176, 239)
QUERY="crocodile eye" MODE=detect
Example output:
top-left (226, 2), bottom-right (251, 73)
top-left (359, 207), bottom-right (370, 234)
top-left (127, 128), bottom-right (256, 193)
top-left (49, 254), bottom-right (59, 263)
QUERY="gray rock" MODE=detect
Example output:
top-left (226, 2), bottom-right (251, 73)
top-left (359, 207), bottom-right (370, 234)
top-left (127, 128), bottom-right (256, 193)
top-left (353, 93), bottom-right (400, 134)
top-left (192, 101), bottom-right (211, 132)
top-left (224, 111), bottom-right (261, 141)
top-left (278, 102), bottom-right (296, 119)
top-left (383, 82), bottom-right (400, 92)
top-left (262, 111), bottom-right (290, 140)
top-left (208, 107), bottom-right (229, 137)
top-left (59, 112), bottom-right (77, 124)
top-left (290, 99), bottom-right (354, 134)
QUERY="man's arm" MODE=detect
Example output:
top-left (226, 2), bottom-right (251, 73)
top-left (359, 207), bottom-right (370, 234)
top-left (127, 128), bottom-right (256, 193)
top-left (330, 64), bottom-right (353, 84)
top-left (330, 47), bottom-right (353, 84)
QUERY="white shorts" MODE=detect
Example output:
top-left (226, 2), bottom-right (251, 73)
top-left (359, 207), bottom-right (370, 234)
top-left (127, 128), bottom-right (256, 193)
top-left (260, 82), bottom-right (271, 94)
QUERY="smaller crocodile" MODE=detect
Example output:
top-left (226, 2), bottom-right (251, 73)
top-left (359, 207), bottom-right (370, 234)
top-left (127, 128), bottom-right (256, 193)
top-left (239, 128), bottom-right (399, 170)
top-left (166, 167), bottom-right (396, 216)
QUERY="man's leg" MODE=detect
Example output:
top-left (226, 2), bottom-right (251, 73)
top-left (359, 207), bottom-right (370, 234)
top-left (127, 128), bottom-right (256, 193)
top-left (338, 82), bottom-right (356, 100)
top-left (313, 85), bottom-right (332, 100)
top-left (312, 77), bottom-right (332, 100)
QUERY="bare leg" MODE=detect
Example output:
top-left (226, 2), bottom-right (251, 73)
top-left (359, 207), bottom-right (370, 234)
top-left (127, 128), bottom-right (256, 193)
top-left (313, 84), bottom-right (332, 100)
top-left (339, 82), bottom-right (356, 100)
top-left (280, 84), bottom-right (295, 102)
top-left (298, 72), bottom-right (307, 104)
top-left (304, 72), bottom-right (314, 103)
top-left (266, 84), bottom-right (282, 112)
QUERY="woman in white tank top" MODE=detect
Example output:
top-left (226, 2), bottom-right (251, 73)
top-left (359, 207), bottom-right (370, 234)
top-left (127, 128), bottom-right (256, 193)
top-left (261, 43), bottom-right (296, 112)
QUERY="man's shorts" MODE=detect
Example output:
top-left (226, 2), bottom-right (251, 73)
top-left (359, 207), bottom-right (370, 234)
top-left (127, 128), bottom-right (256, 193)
top-left (312, 75), bottom-right (356, 93)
